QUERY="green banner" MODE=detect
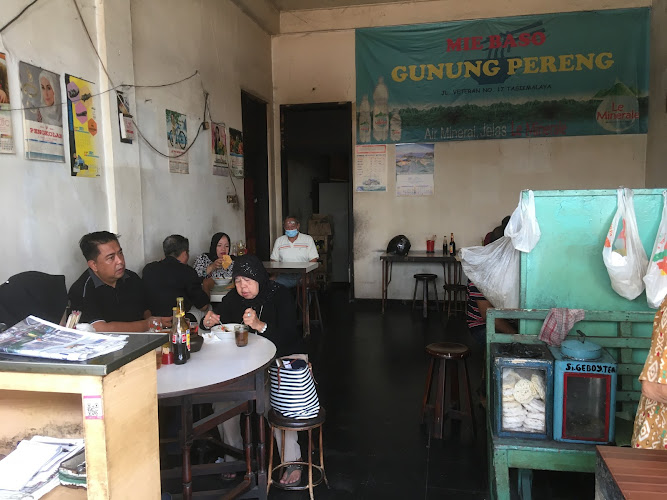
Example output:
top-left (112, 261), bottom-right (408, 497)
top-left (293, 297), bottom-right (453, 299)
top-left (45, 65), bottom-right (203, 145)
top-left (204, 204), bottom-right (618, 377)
top-left (355, 8), bottom-right (649, 144)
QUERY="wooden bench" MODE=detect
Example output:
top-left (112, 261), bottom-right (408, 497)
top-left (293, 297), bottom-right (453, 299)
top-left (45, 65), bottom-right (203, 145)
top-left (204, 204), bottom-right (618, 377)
top-left (485, 308), bottom-right (655, 500)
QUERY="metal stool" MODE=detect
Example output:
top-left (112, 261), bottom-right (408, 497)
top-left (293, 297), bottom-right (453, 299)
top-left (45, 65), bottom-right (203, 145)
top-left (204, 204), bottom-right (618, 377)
top-left (267, 408), bottom-right (328, 500)
top-left (421, 342), bottom-right (476, 440)
top-left (412, 273), bottom-right (439, 318)
top-left (442, 261), bottom-right (467, 317)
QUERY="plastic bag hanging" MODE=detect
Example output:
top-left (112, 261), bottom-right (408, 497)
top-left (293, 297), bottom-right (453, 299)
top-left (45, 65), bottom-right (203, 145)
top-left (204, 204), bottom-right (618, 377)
top-left (643, 191), bottom-right (667, 308)
top-left (505, 190), bottom-right (541, 253)
top-left (460, 236), bottom-right (520, 309)
top-left (602, 188), bottom-right (649, 300)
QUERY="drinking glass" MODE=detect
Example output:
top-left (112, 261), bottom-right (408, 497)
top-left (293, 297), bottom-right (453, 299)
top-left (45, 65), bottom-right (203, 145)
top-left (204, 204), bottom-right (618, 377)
top-left (148, 318), bottom-right (162, 332)
top-left (234, 324), bottom-right (249, 347)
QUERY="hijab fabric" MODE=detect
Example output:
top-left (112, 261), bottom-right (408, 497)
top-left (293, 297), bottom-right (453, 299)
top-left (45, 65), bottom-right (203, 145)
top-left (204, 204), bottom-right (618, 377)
top-left (232, 254), bottom-right (280, 308)
top-left (207, 232), bottom-right (230, 261)
top-left (38, 70), bottom-right (61, 126)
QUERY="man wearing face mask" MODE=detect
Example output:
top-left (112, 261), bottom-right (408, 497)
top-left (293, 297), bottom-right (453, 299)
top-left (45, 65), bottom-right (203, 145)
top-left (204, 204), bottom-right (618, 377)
top-left (270, 216), bottom-right (319, 288)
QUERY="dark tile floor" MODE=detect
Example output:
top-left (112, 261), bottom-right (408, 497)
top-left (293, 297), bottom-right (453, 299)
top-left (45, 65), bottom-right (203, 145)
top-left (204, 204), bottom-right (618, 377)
top-left (163, 286), bottom-right (595, 499)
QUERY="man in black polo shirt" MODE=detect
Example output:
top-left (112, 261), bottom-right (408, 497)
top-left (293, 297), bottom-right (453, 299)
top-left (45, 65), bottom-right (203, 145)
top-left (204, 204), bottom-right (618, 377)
top-left (68, 231), bottom-right (171, 332)
top-left (142, 234), bottom-right (210, 317)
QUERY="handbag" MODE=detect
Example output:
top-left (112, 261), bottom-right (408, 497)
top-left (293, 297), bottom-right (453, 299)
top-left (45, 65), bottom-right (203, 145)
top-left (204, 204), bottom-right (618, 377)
top-left (269, 356), bottom-right (320, 419)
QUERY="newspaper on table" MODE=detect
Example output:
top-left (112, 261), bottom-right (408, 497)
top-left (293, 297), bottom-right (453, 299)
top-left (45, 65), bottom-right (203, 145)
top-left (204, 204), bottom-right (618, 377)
top-left (0, 316), bottom-right (128, 361)
top-left (0, 436), bottom-right (85, 499)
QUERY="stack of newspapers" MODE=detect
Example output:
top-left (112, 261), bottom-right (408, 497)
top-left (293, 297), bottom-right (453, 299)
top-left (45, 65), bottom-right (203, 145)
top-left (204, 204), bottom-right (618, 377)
top-left (0, 436), bottom-right (85, 499)
top-left (0, 316), bottom-right (128, 361)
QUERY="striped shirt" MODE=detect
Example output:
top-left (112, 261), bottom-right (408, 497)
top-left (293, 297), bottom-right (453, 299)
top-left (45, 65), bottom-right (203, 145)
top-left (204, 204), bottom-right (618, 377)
top-left (466, 280), bottom-right (487, 329)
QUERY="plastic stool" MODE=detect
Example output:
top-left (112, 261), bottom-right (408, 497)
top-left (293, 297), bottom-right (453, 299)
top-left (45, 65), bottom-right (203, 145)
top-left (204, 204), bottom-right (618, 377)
top-left (412, 273), bottom-right (439, 319)
top-left (421, 342), bottom-right (476, 440)
top-left (267, 408), bottom-right (328, 500)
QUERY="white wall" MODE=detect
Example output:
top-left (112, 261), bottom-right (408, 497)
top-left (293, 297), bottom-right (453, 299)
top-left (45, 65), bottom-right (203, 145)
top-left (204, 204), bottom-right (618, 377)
top-left (272, 0), bottom-right (654, 300)
top-left (131, 0), bottom-right (273, 266)
top-left (0, 0), bottom-right (114, 284)
top-left (0, 0), bottom-right (273, 288)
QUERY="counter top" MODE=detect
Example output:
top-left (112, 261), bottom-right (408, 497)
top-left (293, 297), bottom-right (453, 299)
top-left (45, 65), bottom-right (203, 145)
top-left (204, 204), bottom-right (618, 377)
top-left (0, 333), bottom-right (167, 377)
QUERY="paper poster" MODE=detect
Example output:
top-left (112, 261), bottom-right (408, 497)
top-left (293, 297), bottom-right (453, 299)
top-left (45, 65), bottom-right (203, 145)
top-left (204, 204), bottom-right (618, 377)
top-left (212, 121), bottom-right (229, 176)
top-left (356, 8), bottom-right (649, 143)
top-left (166, 109), bottom-right (188, 173)
top-left (19, 62), bottom-right (65, 162)
top-left (117, 91), bottom-right (134, 144)
top-left (0, 53), bottom-right (14, 154)
top-left (355, 144), bottom-right (387, 191)
top-left (229, 127), bottom-right (244, 178)
top-left (396, 143), bottom-right (434, 196)
top-left (65, 74), bottom-right (100, 177)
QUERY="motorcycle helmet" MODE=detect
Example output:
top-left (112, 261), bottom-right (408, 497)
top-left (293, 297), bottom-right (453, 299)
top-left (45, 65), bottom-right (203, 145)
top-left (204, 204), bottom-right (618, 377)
top-left (386, 235), bottom-right (411, 256)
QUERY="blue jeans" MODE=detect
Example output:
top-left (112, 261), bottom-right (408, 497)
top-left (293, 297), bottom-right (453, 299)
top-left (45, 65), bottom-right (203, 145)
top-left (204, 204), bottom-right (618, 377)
top-left (275, 273), bottom-right (300, 289)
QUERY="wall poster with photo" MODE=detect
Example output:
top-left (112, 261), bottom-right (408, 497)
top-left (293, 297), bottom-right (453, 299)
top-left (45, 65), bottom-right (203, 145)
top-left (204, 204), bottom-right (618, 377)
top-left (65, 74), bottom-right (100, 177)
top-left (212, 121), bottom-right (229, 176)
top-left (19, 62), bottom-right (65, 162)
top-left (0, 52), bottom-right (15, 154)
top-left (166, 109), bottom-right (188, 174)
top-left (229, 127), bottom-right (244, 178)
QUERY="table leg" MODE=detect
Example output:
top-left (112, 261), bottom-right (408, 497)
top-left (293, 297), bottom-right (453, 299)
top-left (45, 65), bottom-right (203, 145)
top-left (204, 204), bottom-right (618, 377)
top-left (256, 371), bottom-right (267, 500)
top-left (181, 395), bottom-right (194, 500)
top-left (381, 260), bottom-right (387, 314)
top-left (302, 272), bottom-right (310, 337)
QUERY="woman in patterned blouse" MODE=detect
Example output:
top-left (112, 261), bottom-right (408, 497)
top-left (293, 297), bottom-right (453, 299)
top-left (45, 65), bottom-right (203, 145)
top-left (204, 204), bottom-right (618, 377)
top-left (193, 232), bottom-right (234, 279)
top-left (631, 298), bottom-right (667, 449)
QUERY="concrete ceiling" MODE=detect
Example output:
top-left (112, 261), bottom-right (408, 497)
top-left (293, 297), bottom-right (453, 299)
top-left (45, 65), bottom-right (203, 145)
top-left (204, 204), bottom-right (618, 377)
top-left (269, 0), bottom-right (429, 11)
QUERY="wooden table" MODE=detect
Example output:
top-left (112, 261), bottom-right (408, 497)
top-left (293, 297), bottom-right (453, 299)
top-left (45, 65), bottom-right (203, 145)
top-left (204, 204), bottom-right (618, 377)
top-left (596, 446), bottom-right (667, 500)
top-left (263, 261), bottom-right (319, 337)
top-left (380, 251), bottom-right (458, 313)
top-left (157, 334), bottom-right (276, 500)
top-left (0, 333), bottom-right (166, 499)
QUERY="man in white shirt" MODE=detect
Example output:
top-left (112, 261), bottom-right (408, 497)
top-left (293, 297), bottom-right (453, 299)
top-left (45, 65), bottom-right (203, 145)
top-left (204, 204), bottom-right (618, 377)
top-left (270, 215), bottom-right (319, 288)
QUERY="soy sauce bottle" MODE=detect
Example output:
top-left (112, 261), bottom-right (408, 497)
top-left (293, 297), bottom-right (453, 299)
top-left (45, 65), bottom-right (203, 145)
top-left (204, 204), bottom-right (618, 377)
top-left (172, 307), bottom-right (187, 365)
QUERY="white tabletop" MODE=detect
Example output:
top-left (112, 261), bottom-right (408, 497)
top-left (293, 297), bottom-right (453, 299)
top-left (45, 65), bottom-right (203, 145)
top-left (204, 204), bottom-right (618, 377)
top-left (210, 285), bottom-right (231, 303)
top-left (157, 334), bottom-right (276, 398)
top-left (262, 261), bottom-right (319, 273)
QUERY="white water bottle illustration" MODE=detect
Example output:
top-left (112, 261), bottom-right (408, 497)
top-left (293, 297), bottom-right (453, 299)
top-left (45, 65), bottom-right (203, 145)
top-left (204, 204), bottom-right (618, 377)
top-left (390, 111), bottom-right (402, 142)
top-left (358, 95), bottom-right (371, 143)
top-left (372, 77), bottom-right (389, 142)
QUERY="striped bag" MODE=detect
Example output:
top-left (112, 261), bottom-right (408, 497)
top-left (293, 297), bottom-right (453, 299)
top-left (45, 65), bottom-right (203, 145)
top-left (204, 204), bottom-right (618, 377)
top-left (269, 357), bottom-right (320, 419)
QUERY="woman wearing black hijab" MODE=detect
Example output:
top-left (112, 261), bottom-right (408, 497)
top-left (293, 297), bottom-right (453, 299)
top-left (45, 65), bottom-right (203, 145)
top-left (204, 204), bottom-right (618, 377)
top-left (193, 232), bottom-right (234, 279)
top-left (201, 254), bottom-right (306, 484)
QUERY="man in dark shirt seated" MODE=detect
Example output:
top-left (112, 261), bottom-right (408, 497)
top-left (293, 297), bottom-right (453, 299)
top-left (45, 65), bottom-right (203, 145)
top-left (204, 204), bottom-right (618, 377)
top-left (68, 231), bottom-right (171, 332)
top-left (142, 234), bottom-right (210, 317)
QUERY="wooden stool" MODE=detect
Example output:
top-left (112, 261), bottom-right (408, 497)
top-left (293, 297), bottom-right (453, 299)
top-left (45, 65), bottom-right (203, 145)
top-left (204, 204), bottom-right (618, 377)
top-left (267, 408), bottom-right (328, 500)
top-left (442, 261), bottom-right (467, 317)
top-left (421, 342), bottom-right (476, 440)
top-left (412, 273), bottom-right (439, 319)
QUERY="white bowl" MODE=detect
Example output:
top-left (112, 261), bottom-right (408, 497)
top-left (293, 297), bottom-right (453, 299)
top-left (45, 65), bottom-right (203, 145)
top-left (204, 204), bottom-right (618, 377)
top-left (213, 278), bottom-right (232, 287)
top-left (211, 323), bottom-right (241, 341)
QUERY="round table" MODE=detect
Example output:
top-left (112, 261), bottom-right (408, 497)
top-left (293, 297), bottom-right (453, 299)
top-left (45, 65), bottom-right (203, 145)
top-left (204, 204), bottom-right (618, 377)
top-left (157, 334), bottom-right (276, 500)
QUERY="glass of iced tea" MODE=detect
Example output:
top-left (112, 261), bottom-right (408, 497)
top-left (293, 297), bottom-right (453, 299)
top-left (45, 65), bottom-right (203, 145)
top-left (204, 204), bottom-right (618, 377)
top-left (234, 324), bottom-right (249, 347)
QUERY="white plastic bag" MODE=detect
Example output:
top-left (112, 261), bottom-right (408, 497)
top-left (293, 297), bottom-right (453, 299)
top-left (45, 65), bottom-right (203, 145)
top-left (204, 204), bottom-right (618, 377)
top-left (643, 191), bottom-right (667, 308)
top-left (602, 188), bottom-right (648, 300)
top-left (505, 189), bottom-right (541, 253)
top-left (460, 236), bottom-right (520, 309)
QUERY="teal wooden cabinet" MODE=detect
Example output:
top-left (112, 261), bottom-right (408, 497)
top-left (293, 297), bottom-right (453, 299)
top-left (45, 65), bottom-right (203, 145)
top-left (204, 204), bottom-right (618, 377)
top-left (485, 308), bottom-right (653, 500)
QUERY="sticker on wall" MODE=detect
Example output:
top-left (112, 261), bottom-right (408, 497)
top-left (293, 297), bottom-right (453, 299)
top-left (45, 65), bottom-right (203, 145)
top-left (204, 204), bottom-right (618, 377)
top-left (212, 121), bottom-right (229, 176)
top-left (83, 395), bottom-right (103, 420)
top-left (0, 53), bottom-right (15, 154)
top-left (166, 109), bottom-right (188, 174)
top-left (66, 74), bottom-right (100, 177)
top-left (229, 127), bottom-right (244, 178)
top-left (395, 143), bottom-right (434, 196)
top-left (19, 62), bottom-right (65, 162)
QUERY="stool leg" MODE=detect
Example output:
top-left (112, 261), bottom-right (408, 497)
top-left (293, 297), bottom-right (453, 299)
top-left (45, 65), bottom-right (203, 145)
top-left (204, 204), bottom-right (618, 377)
top-left (422, 280), bottom-right (428, 319)
top-left (421, 358), bottom-right (435, 424)
top-left (313, 290), bottom-right (324, 335)
top-left (434, 359), bottom-right (445, 439)
top-left (462, 358), bottom-right (477, 440)
top-left (308, 428), bottom-right (314, 500)
top-left (319, 425), bottom-right (329, 487)
top-left (443, 361), bottom-right (453, 439)
top-left (433, 280), bottom-right (439, 304)
top-left (267, 425), bottom-right (275, 493)
top-left (412, 279), bottom-right (418, 311)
